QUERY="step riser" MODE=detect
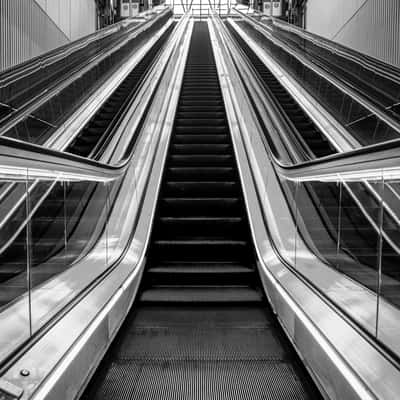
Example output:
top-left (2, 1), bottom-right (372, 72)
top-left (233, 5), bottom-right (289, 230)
top-left (164, 183), bottom-right (239, 197)
top-left (166, 169), bottom-right (235, 181)
top-left (155, 219), bottom-right (244, 238)
top-left (169, 155), bottom-right (233, 166)
top-left (146, 272), bottom-right (256, 286)
top-left (153, 243), bottom-right (249, 263)
top-left (160, 200), bottom-right (241, 217)
top-left (173, 135), bottom-right (229, 144)
top-left (171, 145), bottom-right (231, 155)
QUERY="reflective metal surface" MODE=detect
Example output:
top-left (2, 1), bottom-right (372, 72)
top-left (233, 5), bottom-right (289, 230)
top-left (210, 13), bottom-right (400, 400)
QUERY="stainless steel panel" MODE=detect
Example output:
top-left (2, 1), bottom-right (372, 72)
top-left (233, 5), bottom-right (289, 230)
top-left (70, 0), bottom-right (96, 41)
top-left (306, 0), bottom-right (400, 68)
top-left (0, 0), bottom-right (69, 72)
top-left (0, 0), bottom-right (98, 73)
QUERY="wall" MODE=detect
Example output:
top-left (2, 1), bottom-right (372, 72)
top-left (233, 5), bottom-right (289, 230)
top-left (305, 0), bottom-right (400, 68)
top-left (0, 0), bottom-right (96, 72)
top-left (35, 0), bottom-right (96, 41)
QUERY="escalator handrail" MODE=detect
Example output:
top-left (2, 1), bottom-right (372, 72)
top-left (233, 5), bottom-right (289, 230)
top-left (0, 6), bottom-right (169, 85)
top-left (0, 136), bottom-right (127, 181)
top-left (274, 138), bottom-right (400, 182)
top-left (0, 21), bottom-right (127, 83)
top-left (232, 8), bottom-right (400, 136)
top-left (0, 9), bottom-right (173, 138)
top-left (0, 15), bottom-right (183, 182)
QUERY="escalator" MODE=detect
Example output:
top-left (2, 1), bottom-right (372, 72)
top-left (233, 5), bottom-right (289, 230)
top-left (68, 23), bottom-right (174, 157)
top-left (229, 18), bottom-right (400, 146)
top-left (226, 22), bottom-right (400, 302)
top-left (81, 22), bottom-right (321, 400)
top-left (265, 20), bottom-right (400, 122)
top-left (0, 25), bottom-right (175, 306)
top-left (0, 13), bottom-right (173, 146)
top-left (227, 23), bottom-right (335, 158)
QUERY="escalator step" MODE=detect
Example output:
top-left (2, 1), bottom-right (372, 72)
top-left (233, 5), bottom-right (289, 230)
top-left (160, 198), bottom-right (241, 216)
top-left (131, 305), bottom-right (273, 327)
top-left (174, 127), bottom-right (229, 135)
top-left (179, 105), bottom-right (225, 112)
top-left (148, 263), bottom-right (253, 274)
top-left (177, 111), bottom-right (226, 119)
top-left (173, 134), bottom-right (229, 144)
top-left (169, 154), bottom-right (234, 166)
top-left (156, 217), bottom-right (244, 238)
top-left (140, 286), bottom-right (263, 303)
top-left (147, 264), bottom-right (255, 285)
top-left (167, 167), bottom-right (234, 180)
top-left (113, 325), bottom-right (285, 360)
top-left (152, 240), bottom-right (249, 262)
top-left (175, 118), bottom-right (227, 127)
top-left (180, 99), bottom-right (223, 106)
top-left (171, 144), bottom-right (231, 154)
top-left (164, 181), bottom-right (238, 196)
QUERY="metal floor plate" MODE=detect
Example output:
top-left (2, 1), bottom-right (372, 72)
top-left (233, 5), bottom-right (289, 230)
top-left (85, 360), bottom-right (310, 400)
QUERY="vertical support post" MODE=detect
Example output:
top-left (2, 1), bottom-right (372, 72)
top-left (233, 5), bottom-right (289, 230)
top-left (25, 171), bottom-right (32, 336)
top-left (375, 176), bottom-right (385, 338)
top-left (336, 179), bottom-right (343, 270)
top-left (294, 181), bottom-right (299, 268)
top-left (63, 181), bottom-right (68, 259)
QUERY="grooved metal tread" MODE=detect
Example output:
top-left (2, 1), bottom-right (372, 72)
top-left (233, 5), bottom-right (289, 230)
top-left (84, 360), bottom-right (310, 400)
top-left (115, 326), bottom-right (286, 361)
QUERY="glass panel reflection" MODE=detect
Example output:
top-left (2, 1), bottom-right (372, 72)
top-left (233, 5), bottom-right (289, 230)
top-left (0, 179), bottom-right (29, 308)
top-left (380, 179), bottom-right (400, 308)
top-left (295, 181), bottom-right (340, 268)
top-left (64, 180), bottom-right (109, 266)
top-left (28, 178), bottom-right (109, 332)
top-left (283, 175), bottom-right (382, 336)
top-left (336, 180), bottom-right (380, 294)
top-left (0, 176), bottom-right (31, 362)
top-left (29, 180), bottom-right (67, 290)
